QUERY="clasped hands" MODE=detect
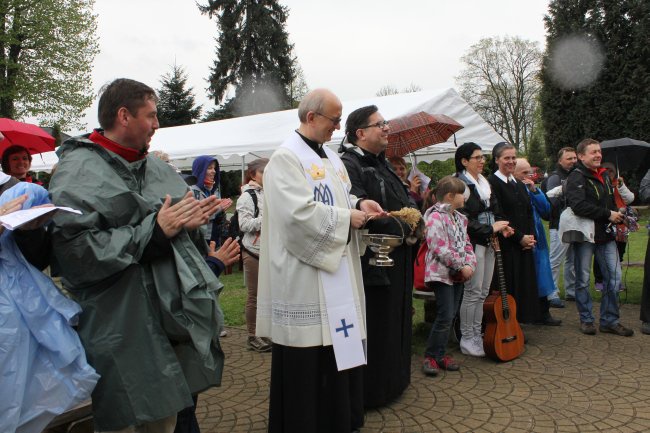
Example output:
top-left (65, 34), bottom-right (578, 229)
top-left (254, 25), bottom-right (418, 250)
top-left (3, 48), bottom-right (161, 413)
top-left (158, 191), bottom-right (232, 239)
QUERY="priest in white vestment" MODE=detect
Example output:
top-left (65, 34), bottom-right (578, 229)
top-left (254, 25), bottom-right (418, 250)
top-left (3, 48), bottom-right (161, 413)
top-left (257, 89), bottom-right (385, 433)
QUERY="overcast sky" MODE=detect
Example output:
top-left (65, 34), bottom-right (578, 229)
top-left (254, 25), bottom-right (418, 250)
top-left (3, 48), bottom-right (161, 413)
top-left (76, 0), bottom-right (551, 134)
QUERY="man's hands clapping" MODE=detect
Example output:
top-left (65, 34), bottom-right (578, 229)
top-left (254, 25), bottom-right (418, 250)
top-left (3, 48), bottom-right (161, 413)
top-left (158, 192), bottom-right (232, 239)
top-left (209, 238), bottom-right (240, 266)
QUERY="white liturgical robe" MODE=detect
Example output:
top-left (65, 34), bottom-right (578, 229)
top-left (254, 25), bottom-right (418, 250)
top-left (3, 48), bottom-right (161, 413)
top-left (256, 131), bottom-right (367, 349)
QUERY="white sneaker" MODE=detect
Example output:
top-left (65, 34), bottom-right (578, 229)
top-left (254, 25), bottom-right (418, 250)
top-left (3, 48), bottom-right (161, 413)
top-left (472, 336), bottom-right (486, 357)
top-left (460, 337), bottom-right (483, 357)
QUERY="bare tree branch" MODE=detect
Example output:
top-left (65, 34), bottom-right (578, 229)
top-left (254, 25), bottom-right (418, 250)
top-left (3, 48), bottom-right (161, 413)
top-left (456, 36), bottom-right (542, 150)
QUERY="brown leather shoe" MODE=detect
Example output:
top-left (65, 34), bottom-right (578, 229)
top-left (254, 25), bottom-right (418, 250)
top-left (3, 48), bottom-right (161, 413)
top-left (599, 323), bottom-right (634, 337)
top-left (580, 322), bottom-right (596, 335)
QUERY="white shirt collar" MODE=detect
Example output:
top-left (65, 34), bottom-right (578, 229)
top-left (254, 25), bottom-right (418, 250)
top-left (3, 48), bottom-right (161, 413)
top-left (494, 170), bottom-right (516, 184)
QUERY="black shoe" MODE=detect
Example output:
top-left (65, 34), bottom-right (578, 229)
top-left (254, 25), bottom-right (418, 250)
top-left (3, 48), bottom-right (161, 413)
top-left (534, 316), bottom-right (562, 326)
top-left (549, 298), bottom-right (565, 308)
top-left (599, 323), bottom-right (634, 337)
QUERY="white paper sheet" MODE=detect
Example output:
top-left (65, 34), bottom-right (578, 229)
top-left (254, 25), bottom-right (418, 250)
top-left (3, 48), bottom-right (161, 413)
top-left (0, 206), bottom-right (81, 230)
top-left (407, 166), bottom-right (431, 194)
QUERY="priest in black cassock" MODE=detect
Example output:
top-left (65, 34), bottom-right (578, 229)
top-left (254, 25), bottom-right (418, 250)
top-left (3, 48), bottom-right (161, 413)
top-left (340, 105), bottom-right (415, 408)
top-left (488, 142), bottom-right (560, 326)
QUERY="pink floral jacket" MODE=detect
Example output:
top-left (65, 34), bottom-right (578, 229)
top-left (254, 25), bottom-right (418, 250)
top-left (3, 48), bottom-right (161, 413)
top-left (423, 203), bottom-right (477, 285)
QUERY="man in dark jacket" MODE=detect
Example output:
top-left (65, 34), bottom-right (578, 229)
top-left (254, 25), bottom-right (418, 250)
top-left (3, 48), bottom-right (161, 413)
top-left (565, 138), bottom-right (633, 336)
top-left (541, 147), bottom-right (577, 306)
top-left (340, 105), bottom-right (414, 408)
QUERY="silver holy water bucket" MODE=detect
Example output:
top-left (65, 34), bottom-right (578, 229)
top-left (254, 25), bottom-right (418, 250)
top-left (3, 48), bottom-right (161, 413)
top-left (361, 233), bottom-right (403, 267)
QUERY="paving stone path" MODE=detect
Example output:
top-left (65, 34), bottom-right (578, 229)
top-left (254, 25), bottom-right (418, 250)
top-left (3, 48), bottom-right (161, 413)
top-left (197, 303), bottom-right (650, 433)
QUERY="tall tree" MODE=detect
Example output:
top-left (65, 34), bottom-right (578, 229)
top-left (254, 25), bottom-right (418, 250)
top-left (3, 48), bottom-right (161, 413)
top-left (288, 61), bottom-right (309, 108)
top-left (376, 84), bottom-right (399, 97)
top-left (199, 0), bottom-right (294, 117)
top-left (375, 83), bottom-right (422, 97)
top-left (402, 83), bottom-right (422, 93)
top-left (540, 0), bottom-right (650, 157)
top-left (456, 36), bottom-right (543, 152)
top-left (157, 64), bottom-right (202, 127)
top-left (0, 0), bottom-right (99, 130)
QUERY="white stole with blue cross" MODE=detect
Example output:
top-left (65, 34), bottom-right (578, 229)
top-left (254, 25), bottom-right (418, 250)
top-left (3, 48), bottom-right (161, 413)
top-left (282, 135), bottom-right (367, 371)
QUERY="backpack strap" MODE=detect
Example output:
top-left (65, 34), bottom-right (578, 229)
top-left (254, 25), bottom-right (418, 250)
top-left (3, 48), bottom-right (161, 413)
top-left (246, 189), bottom-right (259, 218)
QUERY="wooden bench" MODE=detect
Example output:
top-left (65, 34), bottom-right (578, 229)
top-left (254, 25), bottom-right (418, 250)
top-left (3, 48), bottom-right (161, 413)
top-left (413, 290), bottom-right (437, 324)
top-left (43, 400), bottom-right (93, 433)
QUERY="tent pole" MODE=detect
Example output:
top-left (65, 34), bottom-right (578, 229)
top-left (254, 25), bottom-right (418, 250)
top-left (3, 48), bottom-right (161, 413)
top-left (408, 152), bottom-right (418, 167)
top-left (241, 155), bottom-right (245, 185)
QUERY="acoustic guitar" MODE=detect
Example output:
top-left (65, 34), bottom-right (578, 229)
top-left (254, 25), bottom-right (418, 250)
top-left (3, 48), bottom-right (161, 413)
top-left (483, 234), bottom-right (525, 362)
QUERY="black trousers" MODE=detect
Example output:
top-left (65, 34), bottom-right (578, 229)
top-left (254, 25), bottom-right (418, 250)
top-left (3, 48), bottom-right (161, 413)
top-left (639, 236), bottom-right (650, 323)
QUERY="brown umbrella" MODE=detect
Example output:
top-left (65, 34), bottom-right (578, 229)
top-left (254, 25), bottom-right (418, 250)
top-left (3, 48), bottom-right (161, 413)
top-left (385, 112), bottom-right (463, 158)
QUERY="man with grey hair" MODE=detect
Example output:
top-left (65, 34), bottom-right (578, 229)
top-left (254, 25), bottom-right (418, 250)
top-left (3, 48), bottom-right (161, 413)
top-left (257, 88), bottom-right (385, 432)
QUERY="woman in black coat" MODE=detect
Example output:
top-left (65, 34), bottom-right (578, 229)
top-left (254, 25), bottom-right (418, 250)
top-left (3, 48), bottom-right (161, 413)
top-left (488, 143), bottom-right (560, 325)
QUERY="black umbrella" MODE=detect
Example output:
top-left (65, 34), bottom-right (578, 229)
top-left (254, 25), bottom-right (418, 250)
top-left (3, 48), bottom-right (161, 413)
top-left (600, 137), bottom-right (650, 173)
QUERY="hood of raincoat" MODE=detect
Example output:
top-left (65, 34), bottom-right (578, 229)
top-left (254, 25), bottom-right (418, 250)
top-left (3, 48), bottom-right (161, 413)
top-left (192, 155), bottom-right (220, 194)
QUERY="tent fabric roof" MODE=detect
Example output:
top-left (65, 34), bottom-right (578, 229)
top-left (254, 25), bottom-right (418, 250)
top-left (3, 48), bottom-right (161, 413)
top-left (31, 88), bottom-right (504, 171)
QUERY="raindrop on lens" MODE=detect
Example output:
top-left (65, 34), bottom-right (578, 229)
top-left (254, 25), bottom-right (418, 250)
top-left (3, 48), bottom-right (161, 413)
top-left (547, 33), bottom-right (605, 90)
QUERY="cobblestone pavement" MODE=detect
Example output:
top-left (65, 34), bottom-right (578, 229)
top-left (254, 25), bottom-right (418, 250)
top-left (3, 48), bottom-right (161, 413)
top-left (197, 303), bottom-right (650, 433)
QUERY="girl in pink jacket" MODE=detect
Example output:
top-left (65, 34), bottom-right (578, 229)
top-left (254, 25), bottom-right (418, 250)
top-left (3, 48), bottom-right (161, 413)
top-left (422, 175), bottom-right (477, 376)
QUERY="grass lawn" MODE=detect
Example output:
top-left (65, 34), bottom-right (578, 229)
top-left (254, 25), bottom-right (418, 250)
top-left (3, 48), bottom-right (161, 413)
top-left (218, 211), bottom-right (649, 352)
top-left (218, 268), bottom-right (248, 327)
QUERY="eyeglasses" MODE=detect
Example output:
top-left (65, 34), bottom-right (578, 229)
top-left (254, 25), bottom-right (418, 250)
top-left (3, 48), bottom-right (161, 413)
top-left (468, 155), bottom-right (485, 161)
top-left (361, 120), bottom-right (390, 129)
top-left (314, 112), bottom-right (342, 126)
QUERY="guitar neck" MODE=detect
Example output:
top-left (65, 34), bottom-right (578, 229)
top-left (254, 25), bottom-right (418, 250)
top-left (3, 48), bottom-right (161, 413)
top-left (492, 236), bottom-right (510, 312)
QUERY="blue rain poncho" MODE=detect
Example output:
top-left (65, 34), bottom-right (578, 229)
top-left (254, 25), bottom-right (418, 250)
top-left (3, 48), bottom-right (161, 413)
top-left (0, 182), bottom-right (98, 433)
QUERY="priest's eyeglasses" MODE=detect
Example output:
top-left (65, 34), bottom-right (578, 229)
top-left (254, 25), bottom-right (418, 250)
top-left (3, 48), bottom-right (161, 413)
top-left (361, 120), bottom-right (390, 129)
top-left (468, 155), bottom-right (486, 161)
top-left (315, 112), bottom-right (342, 126)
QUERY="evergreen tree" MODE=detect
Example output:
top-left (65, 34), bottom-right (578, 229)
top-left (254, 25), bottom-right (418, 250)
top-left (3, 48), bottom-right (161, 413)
top-left (199, 0), bottom-right (295, 117)
top-left (201, 100), bottom-right (236, 123)
top-left (540, 0), bottom-right (650, 158)
top-left (288, 62), bottom-right (309, 109)
top-left (526, 133), bottom-right (547, 170)
top-left (157, 65), bottom-right (202, 127)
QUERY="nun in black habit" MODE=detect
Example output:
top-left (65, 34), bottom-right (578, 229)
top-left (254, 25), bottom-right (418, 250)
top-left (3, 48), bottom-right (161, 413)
top-left (487, 142), bottom-right (560, 326)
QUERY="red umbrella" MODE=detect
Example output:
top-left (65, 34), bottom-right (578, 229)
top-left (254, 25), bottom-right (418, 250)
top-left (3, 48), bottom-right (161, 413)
top-left (0, 118), bottom-right (56, 156)
top-left (386, 112), bottom-right (463, 158)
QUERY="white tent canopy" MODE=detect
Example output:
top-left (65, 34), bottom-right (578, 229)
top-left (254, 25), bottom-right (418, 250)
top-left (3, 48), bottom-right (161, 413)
top-left (32, 88), bottom-right (504, 171)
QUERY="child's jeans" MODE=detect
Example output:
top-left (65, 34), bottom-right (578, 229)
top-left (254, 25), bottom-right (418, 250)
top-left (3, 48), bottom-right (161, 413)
top-left (425, 281), bottom-right (463, 360)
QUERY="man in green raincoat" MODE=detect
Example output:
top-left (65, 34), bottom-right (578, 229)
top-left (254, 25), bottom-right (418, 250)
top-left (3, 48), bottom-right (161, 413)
top-left (49, 78), bottom-right (227, 432)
